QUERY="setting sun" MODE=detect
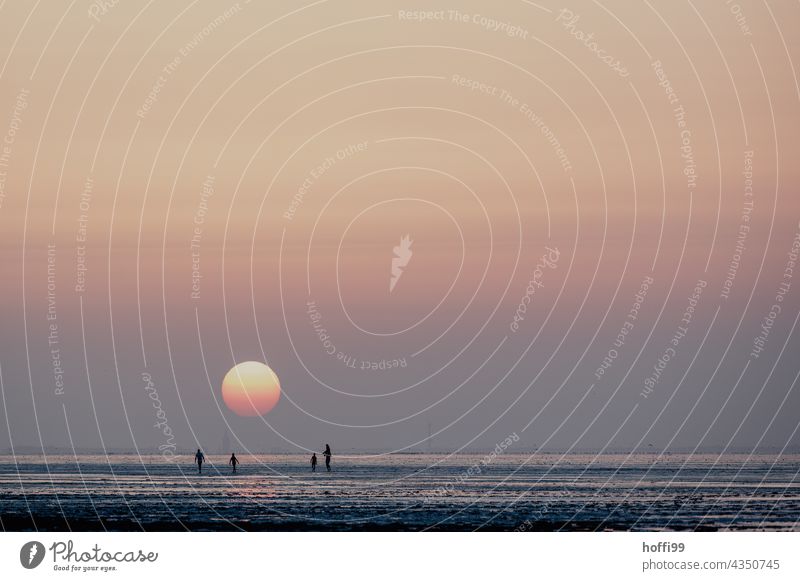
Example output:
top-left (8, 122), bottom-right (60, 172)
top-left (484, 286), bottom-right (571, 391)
top-left (221, 362), bottom-right (281, 417)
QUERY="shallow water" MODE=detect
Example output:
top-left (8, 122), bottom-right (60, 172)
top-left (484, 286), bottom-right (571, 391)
top-left (0, 454), bottom-right (797, 531)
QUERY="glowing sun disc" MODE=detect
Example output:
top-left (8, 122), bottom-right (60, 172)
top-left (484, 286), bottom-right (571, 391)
top-left (221, 361), bottom-right (281, 417)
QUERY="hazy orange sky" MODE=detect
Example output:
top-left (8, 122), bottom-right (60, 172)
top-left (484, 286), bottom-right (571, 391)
top-left (0, 0), bottom-right (798, 454)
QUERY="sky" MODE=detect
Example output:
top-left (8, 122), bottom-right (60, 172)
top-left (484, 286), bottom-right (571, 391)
top-left (0, 0), bottom-right (798, 454)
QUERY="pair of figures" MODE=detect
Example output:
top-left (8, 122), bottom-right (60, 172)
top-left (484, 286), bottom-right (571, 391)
top-left (193, 450), bottom-right (238, 473)
top-left (311, 444), bottom-right (332, 472)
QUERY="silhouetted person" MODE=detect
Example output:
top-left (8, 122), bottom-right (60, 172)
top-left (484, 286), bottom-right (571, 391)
top-left (195, 449), bottom-right (205, 474)
top-left (229, 453), bottom-right (239, 473)
top-left (323, 444), bottom-right (332, 472)
top-left (311, 453), bottom-right (317, 472)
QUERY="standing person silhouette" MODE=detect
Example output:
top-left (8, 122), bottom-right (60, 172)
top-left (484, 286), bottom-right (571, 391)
top-left (323, 444), bottom-right (332, 472)
top-left (195, 449), bottom-right (205, 474)
top-left (311, 453), bottom-right (317, 472)
top-left (229, 453), bottom-right (239, 473)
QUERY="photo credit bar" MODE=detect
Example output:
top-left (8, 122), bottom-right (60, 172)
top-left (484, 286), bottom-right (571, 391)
top-left (0, 532), bottom-right (797, 580)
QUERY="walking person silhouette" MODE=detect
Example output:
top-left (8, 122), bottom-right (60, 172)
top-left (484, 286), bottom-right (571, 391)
top-left (311, 453), bottom-right (317, 472)
top-left (323, 444), bottom-right (332, 472)
top-left (229, 453), bottom-right (239, 473)
top-left (195, 449), bottom-right (205, 474)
